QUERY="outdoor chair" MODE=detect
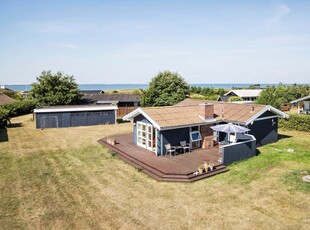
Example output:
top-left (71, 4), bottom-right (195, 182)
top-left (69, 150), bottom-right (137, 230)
top-left (165, 144), bottom-right (176, 157)
top-left (180, 141), bottom-right (190, 153)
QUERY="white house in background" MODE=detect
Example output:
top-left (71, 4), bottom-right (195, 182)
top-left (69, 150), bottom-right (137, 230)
top-left (218, 89), bottom-right (263, 102)
top-left (290, 95), bottom-right (310, 114)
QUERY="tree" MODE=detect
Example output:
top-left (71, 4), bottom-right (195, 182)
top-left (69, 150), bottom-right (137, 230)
top-left (255, 84), bottom-right (310, 108)
top-left (255, 86), bottom-right (283, 108)
top-left (141, 71), bottom-right (190, 107)
top-left (30, 71), bottom-right (82, 106)
top-left (228, 96), bottom-right (243, 102)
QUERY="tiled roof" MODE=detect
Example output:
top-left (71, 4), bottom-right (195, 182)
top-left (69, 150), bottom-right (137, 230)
top-left (143, 106), bottom-right (205, 128)
top-left (140, 99), bottom-right (267, 128)
top-left (0, 94), bottom-right (15, 105)
top-left (82, 94), bottom-right (140, 103)
top-left (225, 89), bottom-right (263, 97)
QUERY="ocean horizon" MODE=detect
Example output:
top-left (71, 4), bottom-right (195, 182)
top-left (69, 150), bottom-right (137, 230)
top-left (4, 83), bottom-right (308, 91)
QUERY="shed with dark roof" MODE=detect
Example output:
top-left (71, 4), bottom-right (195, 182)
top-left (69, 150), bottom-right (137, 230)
top-left (34, 105), bottom-right (117, 129)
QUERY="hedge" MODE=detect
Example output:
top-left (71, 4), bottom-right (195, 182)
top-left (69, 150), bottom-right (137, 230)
top-left (278, 114), bottom-right (310, 132)
top-left (0, 100), bottom-right (38, 117)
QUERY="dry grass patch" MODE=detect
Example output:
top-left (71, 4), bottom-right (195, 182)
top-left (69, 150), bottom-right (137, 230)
top-left (0, 115), bottom-right (309, 229)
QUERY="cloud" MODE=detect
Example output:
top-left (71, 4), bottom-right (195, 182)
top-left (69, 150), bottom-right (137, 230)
top-left (267, 1), bottom-right (291, 25)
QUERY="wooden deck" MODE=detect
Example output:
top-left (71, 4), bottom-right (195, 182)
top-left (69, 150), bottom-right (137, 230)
top-left (98, 133), bottom-right (228, 182)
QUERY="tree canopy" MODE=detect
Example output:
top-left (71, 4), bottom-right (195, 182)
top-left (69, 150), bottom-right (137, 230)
top-left (255, 84), bottom-right (310, 108)
top-left (228, 96), bottom-right (243, 102)
top-left (141, 71), bottom-right (190, 107)
top-left (30, 71), bottom-right (82, 106)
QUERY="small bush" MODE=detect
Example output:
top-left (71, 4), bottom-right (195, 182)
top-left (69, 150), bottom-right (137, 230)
top-left (1, 100), bottom-right (38, 117)
top-left (0, 108), bottom-right (10, 127)
top-left (279, 114), bottom-right (310, 132)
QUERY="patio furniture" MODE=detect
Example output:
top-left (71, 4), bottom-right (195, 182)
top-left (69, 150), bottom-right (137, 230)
top-left (180, 141), bottom-right (190, 153)
top-left (165, 144), bottom-right (176, 157)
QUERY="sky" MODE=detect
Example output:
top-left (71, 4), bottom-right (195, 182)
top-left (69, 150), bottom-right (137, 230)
top-left (0, 0), bottom-right (310, 84)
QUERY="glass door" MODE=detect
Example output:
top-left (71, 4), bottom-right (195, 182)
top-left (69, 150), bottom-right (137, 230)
top-left (137, 122), bottom-right (155, 151)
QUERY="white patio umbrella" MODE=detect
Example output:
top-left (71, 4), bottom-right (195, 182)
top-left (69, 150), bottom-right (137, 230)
top-left (210, 123), bottom-right (250, 142)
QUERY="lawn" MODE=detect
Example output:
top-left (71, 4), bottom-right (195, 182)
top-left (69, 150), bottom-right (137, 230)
top-left (0, 115), bottom-right (309, 229)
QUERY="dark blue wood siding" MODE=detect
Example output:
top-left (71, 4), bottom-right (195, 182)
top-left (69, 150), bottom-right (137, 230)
top-left (35, 110), bottom-right (116, 129)
top-left (248, 117), bottom-right (278, 146)
top-left (221, 139), bottom-right (256, 165)
top-left (160, 127), bottom-right (190, 155)
top-left (156, 129), bottom-right (161, 154)
top-left (134, 114), bottom-right (151, 124)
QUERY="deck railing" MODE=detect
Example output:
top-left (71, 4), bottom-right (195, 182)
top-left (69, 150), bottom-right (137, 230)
top-left (220, 134), bottom-right (256, 165)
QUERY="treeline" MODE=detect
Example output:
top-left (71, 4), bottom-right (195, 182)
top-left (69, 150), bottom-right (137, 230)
top-left (190, 86), bottom-right (226, 100)
top-left (256, 84), bottom-right (310, 108)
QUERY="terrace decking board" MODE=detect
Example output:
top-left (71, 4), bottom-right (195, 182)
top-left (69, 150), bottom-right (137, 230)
top-left (98, 133), bottom-right (228, 182)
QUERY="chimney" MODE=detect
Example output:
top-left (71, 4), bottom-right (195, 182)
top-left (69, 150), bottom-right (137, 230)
top-left (199, 103), bottom-right (214, 120)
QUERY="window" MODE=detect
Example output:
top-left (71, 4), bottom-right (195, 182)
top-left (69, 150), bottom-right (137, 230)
top-left (190, 131), bottom-right (202, 141)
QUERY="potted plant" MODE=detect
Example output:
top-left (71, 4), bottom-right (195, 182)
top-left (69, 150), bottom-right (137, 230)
top-left (110, 137), bottom-right (116, 145)
top-left (203, 157), bottom-right (210, 165)
top-left (198, 165), bottom-right (205, 174)
top-left (107, 137), bottom-right (116, 145)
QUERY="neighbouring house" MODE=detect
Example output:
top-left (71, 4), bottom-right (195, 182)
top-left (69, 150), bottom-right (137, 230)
top-left (82, 93), bottom-right (140, 116)
top-left (290, 95), bottom-right (310, 114)
top-left (123, 99), bottom-right (288, 157)
top-left (0, 93), bottom-right (15, 105)
top-left (218, 89), bottom-right (263, 101)
top-left (80, 89), bottom-right (104, 95)
top-left (34, 105), bottom-right (117, 129)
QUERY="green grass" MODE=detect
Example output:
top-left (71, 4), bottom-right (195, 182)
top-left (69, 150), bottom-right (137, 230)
top-left (282, 169), bottom-right (310, 193)
top-left (0, 115), bottom-right (310, 229)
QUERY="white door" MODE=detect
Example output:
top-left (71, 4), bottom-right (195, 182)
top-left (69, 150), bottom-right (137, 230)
top-left (137, 122), bottom-right (154, 151)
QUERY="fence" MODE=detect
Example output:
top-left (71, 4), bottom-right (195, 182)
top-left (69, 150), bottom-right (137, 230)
top-left (117, 106), bottom-right (138, 117)
top-left (220, 134), bottom-right (256, 165)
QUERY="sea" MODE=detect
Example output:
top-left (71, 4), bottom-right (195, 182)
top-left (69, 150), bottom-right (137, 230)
top-left (4, 83), bottom-right (298, 91)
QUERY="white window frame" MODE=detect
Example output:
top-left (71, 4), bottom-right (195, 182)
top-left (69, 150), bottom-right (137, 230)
top-left (190, 131), bottom-right (202, 142)
top-left (137, 121), bottom-right (155, 152)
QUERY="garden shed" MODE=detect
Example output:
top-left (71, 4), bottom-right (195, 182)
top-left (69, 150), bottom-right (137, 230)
top-left (34, 105), bottom-right (117, 129)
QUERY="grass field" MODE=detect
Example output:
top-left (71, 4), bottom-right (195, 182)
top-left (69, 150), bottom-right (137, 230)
top-left (1, 115), bottom-right (309, 229)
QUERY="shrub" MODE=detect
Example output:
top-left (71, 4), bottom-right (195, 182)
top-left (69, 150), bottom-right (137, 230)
top-left (228, 96), bottom-right (244, 102)
top-left (0, 108), bottom-right (10, 127)
top-left (1, 100), bottom-right (38, 117)
top-left (279, 114), bottom-right (310, 132)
